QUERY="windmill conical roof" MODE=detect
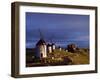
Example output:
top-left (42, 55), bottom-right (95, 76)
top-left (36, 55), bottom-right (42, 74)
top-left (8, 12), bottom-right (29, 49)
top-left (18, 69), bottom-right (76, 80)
top-left (47, 43), bottom-right (52, 47)
top-left (36, 39), bottom-right (46, 46)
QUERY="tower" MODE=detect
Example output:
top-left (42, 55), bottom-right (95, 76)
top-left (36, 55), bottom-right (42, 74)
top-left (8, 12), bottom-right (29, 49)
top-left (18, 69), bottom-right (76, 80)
top-left (35, 29), bottom-right (47, 59)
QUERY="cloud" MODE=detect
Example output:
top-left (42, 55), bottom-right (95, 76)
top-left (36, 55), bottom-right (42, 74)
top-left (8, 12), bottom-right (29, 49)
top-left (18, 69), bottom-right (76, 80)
top-left (26, 42), bottom-right (36, 48)
top-left (73, 35), bottom-right (89, 41)
top-left (26, 12), bottom-right (89, 48)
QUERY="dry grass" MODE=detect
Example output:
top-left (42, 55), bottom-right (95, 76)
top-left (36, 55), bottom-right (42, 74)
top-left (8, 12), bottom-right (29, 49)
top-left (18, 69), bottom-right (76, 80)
top-left (48, 48), bottom-right (89, 65)
top-left (26, 48), bottom-right (89, 67)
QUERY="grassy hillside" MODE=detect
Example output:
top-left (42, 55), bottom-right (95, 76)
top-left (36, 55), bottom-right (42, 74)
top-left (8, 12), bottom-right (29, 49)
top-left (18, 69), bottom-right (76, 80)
top-left (26, 48), bottom-right (89, 67)
top-left (47, 48), bottom-right (89, 65)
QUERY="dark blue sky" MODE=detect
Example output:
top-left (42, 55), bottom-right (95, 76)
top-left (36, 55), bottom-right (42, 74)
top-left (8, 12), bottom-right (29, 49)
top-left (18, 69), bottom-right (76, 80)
top-left (26, 12), bottom-right (89, 48)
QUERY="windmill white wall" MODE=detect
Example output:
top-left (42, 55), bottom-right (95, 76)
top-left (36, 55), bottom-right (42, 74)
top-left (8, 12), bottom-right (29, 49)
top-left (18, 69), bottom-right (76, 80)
top-left (35, 39), bottom-right (47, 58)
top-left (59, 47), bottom-right (62, 51)
top-left (36, 45), bottom-right (47, 58)
top-left (52, 43), bottom-right (56, 51)
top-left (47, 44), bottom-right (52, 53)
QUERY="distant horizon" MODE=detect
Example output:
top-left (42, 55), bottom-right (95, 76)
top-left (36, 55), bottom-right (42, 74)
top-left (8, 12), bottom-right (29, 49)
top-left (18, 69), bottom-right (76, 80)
top-left (26, 41), bottom-right (89, 49)
top-left (26, 12), bottom-right (89, 49)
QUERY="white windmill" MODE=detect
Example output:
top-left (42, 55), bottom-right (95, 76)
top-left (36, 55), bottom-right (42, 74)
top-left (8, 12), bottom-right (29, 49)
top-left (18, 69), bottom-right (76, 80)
top-left (47, 35), bottom-right (56, 53)
top-left (35, 29), bottom-right (47, 59)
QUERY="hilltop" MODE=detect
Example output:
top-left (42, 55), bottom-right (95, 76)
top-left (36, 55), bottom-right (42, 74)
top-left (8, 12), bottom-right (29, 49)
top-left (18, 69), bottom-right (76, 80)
top-left (26, 48), bottom-right (89, 67)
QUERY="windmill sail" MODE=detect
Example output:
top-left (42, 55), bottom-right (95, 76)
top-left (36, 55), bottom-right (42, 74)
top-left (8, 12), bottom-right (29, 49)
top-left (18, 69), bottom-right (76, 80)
top-left (38, 29), bottom-right (44, 40)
